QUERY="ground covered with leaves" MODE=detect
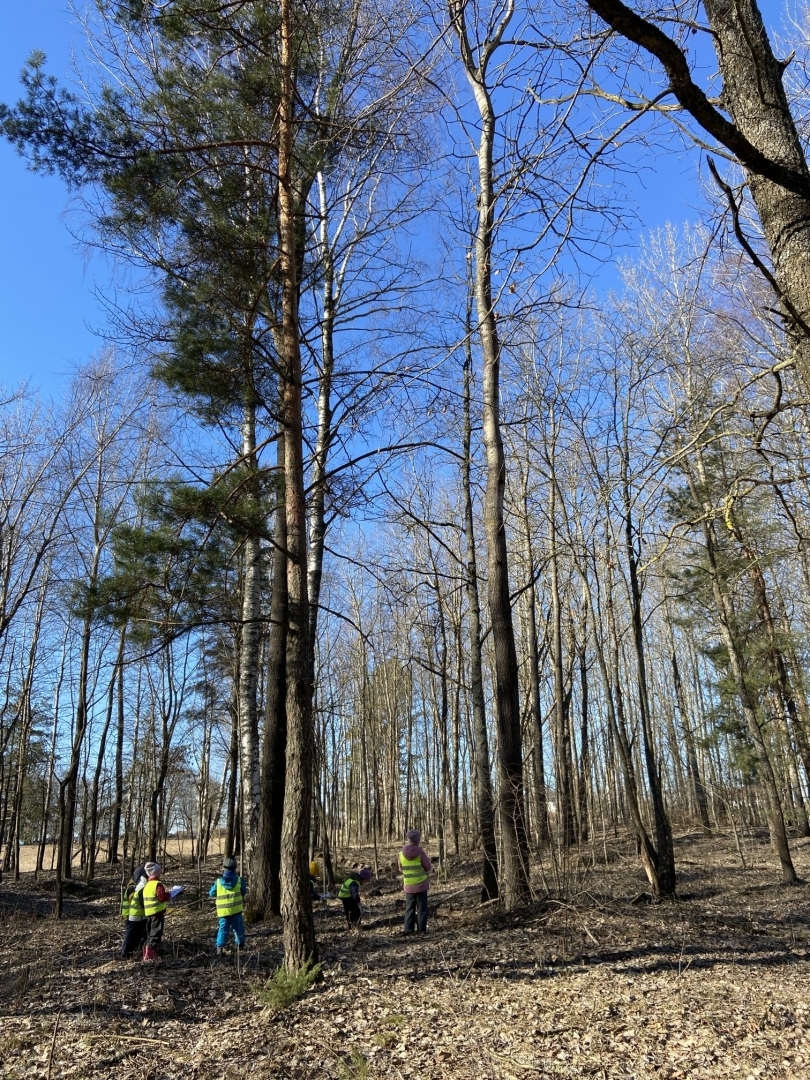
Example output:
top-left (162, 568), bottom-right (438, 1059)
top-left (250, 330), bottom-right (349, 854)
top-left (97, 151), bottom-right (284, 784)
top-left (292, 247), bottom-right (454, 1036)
top-left (2, 832), bottom-right (810, 1079)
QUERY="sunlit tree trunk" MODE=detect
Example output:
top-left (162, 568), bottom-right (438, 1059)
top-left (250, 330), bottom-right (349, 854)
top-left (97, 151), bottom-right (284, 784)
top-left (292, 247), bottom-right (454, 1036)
top-left (450, 0), bottom-right (529, 907)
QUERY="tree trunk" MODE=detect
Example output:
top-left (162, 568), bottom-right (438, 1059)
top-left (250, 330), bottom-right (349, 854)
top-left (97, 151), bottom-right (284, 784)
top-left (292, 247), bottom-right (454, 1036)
top-left (251, 437), bottom-right (288, 919)
top-left (621, 461), bottom-right (676, 895)
top-left (279, 0), bottom-right (317, 970)
top-left (670, 639), bottom-right (711, 833)
top-left (549, 474), bottom-right (576, 849)
top-left (108, 638), bottom-right (126, 863)
top-left (238, 397), bottom-right (263, 858)
top-left (586, 0), bottom-right (810, 380)
top-left (461, 307), bottom-right (499, 901)
top-left (59, 607), bottom-right (95, 881)
top-left (688, 470), bottom-right (797, 884)
top-left (451, 0), bottom-right (529, 907)
top-left (86, 630), bottom-right (124, 881)
top-left (702, 0), bottom-right (810, 380)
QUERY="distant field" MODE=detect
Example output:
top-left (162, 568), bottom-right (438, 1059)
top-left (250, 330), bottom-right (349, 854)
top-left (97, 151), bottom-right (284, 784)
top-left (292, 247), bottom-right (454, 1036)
top-left (15, 835), bottom-right (226, 873)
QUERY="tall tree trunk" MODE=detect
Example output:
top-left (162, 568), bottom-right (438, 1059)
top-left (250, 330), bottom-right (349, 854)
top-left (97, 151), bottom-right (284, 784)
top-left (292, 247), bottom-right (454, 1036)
top-left (108, 637), bottom-right (126, 864)
top-left (461, 307), bottom-right (499, 901)
top-left (279, 0), bottom-right (317, 970)
top-left (519, 463), bottom-right (550, 849)
top-left (621, 461), bottom-right (676, 895)
top-left (549, 473), bottom-right (576, 849)
top-left (576, 611), bottom-right (591, 845)
top-left (239, 396), bottom-right (263, 859)
top-left (670, 634), bottom-right (711, 833)
top-left (225, 701), bottom-right (239, 858)
top-left (451, 0), bottom-right (529, 906)
top-left (595, 571), bottom-right (662, 894)
top-left (251, 438), bottom-right (288, 919)
top-left (86, 629), bottom-right (124, 881)
top-left (58, 606), bottom-right (95, 882)
top-left (688, 470), bottom-right (797, 884)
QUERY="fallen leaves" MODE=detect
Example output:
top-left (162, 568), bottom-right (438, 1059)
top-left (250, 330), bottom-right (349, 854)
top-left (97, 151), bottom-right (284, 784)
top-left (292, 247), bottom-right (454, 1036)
top-left (3, 836), bottom-right (810, 1078)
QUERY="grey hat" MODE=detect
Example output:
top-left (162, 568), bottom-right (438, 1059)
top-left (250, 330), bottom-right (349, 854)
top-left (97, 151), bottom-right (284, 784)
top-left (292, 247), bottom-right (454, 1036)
top-left (223, 856), bottom-right (237, 871)
top-left (144, 861), bottom-right (162, 877)
top-left (406, 829), bottom-right (420, 845)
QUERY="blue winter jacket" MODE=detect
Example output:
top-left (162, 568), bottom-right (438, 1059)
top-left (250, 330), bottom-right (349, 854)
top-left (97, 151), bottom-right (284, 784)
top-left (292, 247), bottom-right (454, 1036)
top-left (209, 869), bottom-right (248, 906)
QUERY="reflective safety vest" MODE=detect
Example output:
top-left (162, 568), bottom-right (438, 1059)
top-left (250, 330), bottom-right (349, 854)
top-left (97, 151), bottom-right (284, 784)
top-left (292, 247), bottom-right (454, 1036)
top-left (143, 878), bottom-right (168, 917)
top-left (216, 876), bottom-right (244, 917)
top-left (338, 876), bottom-right (359, 899)
top-left (121, 883), bottom-right (145, 920)
top-left (399, 853), bottom-right (427, 888)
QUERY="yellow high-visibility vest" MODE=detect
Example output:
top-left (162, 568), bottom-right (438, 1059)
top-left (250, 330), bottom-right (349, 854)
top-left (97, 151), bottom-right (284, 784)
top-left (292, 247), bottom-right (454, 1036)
top-left (121, 883), bottom-right (145, 920)
top-left (216, 876), bottom-right (244, 917)
top-left (143, 879), bottom-right (168, 917)
top-left (399, 853), bottom-right (427, 887)
top-left (338, 875), bottom-right (358, 899)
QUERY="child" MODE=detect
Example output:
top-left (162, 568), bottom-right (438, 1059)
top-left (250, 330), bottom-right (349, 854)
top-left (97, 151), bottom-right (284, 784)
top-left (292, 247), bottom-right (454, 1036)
top-left (209, 856), bottom-right (247, 955)
top-left (309, 859), bottom-right (321, 901)
top-left (142, 861), bottom-right (171, 962)
top-left (338, 866), bottom-right (372, 928)
top-left (120, 865), bottom-right (147, 959)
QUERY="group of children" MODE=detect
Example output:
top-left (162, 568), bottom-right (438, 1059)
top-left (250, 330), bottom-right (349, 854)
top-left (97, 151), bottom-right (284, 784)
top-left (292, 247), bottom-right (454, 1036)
top-left (335, 828), bottom-right (432, 936)
top-left (121, 830), bottom-right (432, 961)
top-left (120, 856), bottom-right (246, 962)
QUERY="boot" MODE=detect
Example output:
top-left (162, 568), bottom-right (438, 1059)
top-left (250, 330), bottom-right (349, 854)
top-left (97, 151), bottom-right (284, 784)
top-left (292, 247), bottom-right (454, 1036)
top-left (142, 945), bottom-right (158, 963)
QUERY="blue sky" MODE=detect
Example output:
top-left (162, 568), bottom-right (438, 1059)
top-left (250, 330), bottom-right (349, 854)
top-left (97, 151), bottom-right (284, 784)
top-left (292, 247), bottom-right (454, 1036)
top-left (0, 2), bottom-right (786, 398)
top-left (0, 2), bottom-right (99, 395)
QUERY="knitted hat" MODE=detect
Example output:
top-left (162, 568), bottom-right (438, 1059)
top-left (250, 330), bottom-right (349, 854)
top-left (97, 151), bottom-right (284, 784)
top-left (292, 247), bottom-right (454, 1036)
top-left (359, 867), bottom-right (372, 881)
top-left (223, 856), bottom-right (237, 871)
top-left (144, 862), bottom-right (162, 877)
top-left (405, 829), bottom-right (420, 845)
top-left (132, 865), bottom-right (146, 884)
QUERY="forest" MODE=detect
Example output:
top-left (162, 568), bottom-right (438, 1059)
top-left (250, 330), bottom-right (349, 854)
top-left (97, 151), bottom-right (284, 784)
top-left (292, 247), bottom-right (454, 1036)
top-left (1, 0), bottom-right (810, 1077)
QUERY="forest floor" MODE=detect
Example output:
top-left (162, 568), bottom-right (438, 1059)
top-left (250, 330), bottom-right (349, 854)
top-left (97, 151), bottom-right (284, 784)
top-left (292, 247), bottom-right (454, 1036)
top-left (2, 830), bottom-right (810, 1079)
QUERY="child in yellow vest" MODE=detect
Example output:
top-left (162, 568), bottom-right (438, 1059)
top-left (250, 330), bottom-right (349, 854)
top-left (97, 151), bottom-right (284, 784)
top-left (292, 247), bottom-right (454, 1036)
top-left (209, 856), bottom-right (247, 955)
top-left (338, 866), bottom-right (372, 927)
top-left (142, 861), bottom-right (171, 962)
top-left (399, 830), bottom-right (431, 935)
top-left (120, 865), bottom-right (147, 958)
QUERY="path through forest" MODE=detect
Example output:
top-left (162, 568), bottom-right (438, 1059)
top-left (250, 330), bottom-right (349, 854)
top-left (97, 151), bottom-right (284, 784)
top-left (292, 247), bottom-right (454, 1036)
top-left (1, 833), bottom-right (810, 1079)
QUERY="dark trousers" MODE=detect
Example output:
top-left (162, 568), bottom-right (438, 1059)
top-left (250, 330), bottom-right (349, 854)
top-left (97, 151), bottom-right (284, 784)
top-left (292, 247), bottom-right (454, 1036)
top-left (341, 897), bottom-right (362, 926)
top-left (404, 891), bottom-right (428, 934)
top-left (121, 920), bottom-right (147, 957)
top-left (146, 911), bottom-right (166, 951)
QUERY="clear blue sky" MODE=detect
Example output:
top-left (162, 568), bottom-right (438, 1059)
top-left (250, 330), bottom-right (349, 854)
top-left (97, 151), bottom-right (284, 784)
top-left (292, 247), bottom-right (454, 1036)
top-left (0, 2), bottom-right (786, 397)
top-left (0, 2), bottom-right (101, 395)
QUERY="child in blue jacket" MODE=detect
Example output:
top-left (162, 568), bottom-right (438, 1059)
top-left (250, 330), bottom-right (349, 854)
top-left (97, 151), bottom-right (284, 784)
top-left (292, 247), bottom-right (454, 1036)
top-left (209, 856), bottom-right (247, 954)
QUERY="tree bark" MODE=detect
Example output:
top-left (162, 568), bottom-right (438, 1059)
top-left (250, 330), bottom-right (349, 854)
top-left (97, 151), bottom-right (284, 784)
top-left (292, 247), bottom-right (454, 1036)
top-left (450, 0), bottom-right (529, 907)
top-left (108, 636), bottom-right (126, 863)
top-left (621, 459), bottom-right (676, 895)
top-left (238, 397), bottom-right (263, 857)
top-left (585, 0), bottom-right (810, 379)
top-left (251, 437), bottom-right (288, 919)
top-left (278, 0), bottom-right (317, 970)
top-left (462, 290), bottom-right (499, 902)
